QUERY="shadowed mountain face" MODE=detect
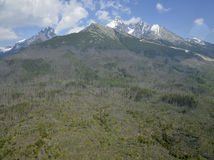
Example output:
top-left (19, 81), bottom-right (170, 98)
top-left (0, 23), bottom-right (214, 159)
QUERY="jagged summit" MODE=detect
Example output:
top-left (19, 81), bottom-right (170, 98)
top-left (32, 27), bottom-right (56, 42)
top-left (39, 27), bottom-right (56, 39)
top-left (41, 26), bottom-right (55, 33)
top-left (107, 17), bottom-right (124, 28)
top-left (107, 17), bottom-right (186, 45)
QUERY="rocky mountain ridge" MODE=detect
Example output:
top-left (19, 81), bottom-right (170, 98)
top-left (0, 27), bottom-right (56, 57)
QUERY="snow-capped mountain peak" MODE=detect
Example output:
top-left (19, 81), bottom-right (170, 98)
top-left (17, 39), bottom-right (26, 44)
top-left (107, 18), bottom-right (185, 44)
top-left (151, 24), bottom-right (160, 35)
top-left (193, 37), bottom-right (205, 45)
top-left (187, 37), bottom-right (206, 46)
top-left (0, 47), bottom-right (12, 53)
top-left (128, 27), bottom-right (134, 34)
top-left (107, 21), bottom-right (118, 28)
top-left (107, 17), bottom-right (124, 28)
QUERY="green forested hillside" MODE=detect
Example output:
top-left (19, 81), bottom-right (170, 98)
top-left (0, 24), bottom-right (214, 160)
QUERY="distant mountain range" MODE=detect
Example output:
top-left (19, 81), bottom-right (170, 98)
top-left (0, 27), bottom-right (56, 58)
top-left (107, 18), bottom-right (210, 46)
top-left (0, 18), bottom-right (214, 58)
top-left (107, 18), bottom-right (214, 58)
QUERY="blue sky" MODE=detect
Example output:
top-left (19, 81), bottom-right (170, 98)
top-left (0, 0), bottom-right (214, 47)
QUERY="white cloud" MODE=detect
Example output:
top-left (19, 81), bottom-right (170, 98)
top-left (124, 17), bottom-right (141, 24)
top-left (0, 27), bottom-right (18, 41)
top-left (96, 10), bottom-right (112, 22)
top-left (55, 1), bottom-right (88, 33)
top-left (0, 0), bottom-right (88, 34)
top-left (100, 0), bottom-right (113, 9)
top-left (68, 26), bottom-right (85, 34)
top-left (121, 7), bottom-right (131, 15)
top-left (88, 19), bottom-right (96, 25)
top-left (100, 0), bottom-right (131, 14)
top-left (123, 0), bottom-right (130, 3)
top-left (0, 0), bottom-right (60, 28)
top-left (112, 10), bottom-right (120, 17)
top-left (194, 18), bottom-right (204, 25)
top-left (156, 3), bottom-right (171, 12)
top-left (81, 0), bottom-right (96, 11)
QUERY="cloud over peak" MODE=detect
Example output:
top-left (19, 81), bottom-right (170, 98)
top-left (194, 18), bottom-right (204, 25)
top-left (123, 17), bottom-right (141, 24)
top-left (0, 27), bottom-right (18, 41)
top-left (156, 3), bottom-right (171, 12)
top-left (0, 0), bottom-right (88, 34)
top-left (96, 10), bottom-right (112, 22)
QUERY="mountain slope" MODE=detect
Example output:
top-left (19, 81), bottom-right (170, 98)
top-left (0, 23), bottom-right (214, 159)
top-left (42, 23), bottom-right (135, 49)
top-left (42, 23), bottom-right (197, 58)
top-left (0, 23), bottom-right (209, 83)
